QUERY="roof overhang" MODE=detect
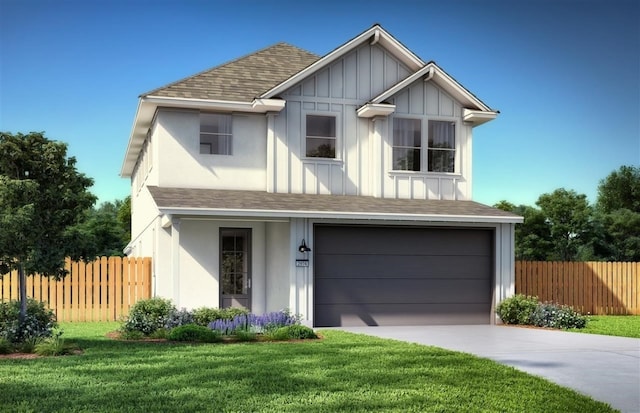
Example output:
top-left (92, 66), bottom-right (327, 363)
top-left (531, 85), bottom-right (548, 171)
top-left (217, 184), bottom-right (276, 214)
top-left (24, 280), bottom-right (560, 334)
top-left (120, 96), bottom-right (285, 176)
top-left (463, 109), bottom-right (498, 126)
top-left (356, 103), bottom-right (397, 118)
top-left (159, 207), bottom-right (523, 224)
top-left (261, 25), bottom-right (424, 99)
top-left (146, 187), bottom-right (524, 225)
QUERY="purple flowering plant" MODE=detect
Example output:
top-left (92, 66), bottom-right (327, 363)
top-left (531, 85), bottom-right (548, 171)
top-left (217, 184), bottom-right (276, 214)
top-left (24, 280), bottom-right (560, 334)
top-left (208, 309), bottom-right (299, 335)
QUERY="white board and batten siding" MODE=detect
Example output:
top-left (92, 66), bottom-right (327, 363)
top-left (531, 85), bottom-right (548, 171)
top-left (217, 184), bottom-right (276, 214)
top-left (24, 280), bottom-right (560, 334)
top-left (272, 42), bottom-right (474, 201)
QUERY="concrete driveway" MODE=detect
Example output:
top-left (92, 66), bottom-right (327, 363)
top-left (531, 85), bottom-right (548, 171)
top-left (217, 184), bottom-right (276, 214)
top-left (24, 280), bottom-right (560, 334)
top-left (335, 325), bottom-right (640, 413)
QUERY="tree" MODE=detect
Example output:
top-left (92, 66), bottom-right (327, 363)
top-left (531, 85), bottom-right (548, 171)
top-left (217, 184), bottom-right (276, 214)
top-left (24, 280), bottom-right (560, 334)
top-left (592, 166), bottom-right (640, 261)
top-left (70, 200), bottom-right (129, 257)
top-left (494, 201), bottom-right (552, 260)
top-left (0, 132), bottom-right (97, 322)
top-left (536, 188), bottom-right (592, 261)
top-left (117, 196), bottom-right (131, 243)
top-left (596, 165), bottom-right (640, 213)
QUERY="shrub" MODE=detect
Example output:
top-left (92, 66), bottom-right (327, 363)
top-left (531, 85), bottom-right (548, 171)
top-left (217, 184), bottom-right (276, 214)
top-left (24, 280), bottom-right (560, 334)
top-left (0, 338), bottom-right (11, 354)
top-left (234, 330), bottom-right (257, 342)
top-left (264, 327), bottom-right (291, 341)
top-left (250, 310), bottom-right (299, 333)
top-left (164, 308), bottom-right (194, 329)
top-left (192, 307), bottom-right (224, 326)
top-left (34, 333), bottom-right (74, 356)
top-left (496, 295), bottom-right (539, 325)
top-left (121, 298), bottom-right (176, 335)
top-left (119, 330), bottom-right (144, 340)
top-left (0, 299), bottom-right (57, 344)
top-left (278, 325), bottom-right (317, 340)
top-left (530, 303), bottom-right (587, 329)
top-left (192, 307), bottom-right (250, 326)
top-left (168, 324), bottom-right (222, 343)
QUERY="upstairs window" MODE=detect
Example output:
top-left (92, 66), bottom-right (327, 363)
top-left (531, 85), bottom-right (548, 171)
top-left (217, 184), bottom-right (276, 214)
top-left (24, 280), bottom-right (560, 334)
top-left (428, 120), bottom-right (455, 173)
top-left (392, 118), bottom-right (421, 171)
top-left (306, 115), bottom-right (336, 158)
top-left (200, 113), bottom-right (232, 155)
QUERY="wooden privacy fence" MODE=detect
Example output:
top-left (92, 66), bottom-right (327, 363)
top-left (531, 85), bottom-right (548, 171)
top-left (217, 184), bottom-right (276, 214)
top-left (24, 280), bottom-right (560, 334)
top-left (0, 257), bottom-right (152, 322)
top-left (516, 261), bottom-right (640, 315)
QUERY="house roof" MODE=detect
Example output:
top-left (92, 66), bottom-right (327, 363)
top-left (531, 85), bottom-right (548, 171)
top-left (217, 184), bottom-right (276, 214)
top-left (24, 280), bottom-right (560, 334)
top-left (143, 43), bottom-right (320, 101)
top-left (147, 186), bottom-right (523, 224)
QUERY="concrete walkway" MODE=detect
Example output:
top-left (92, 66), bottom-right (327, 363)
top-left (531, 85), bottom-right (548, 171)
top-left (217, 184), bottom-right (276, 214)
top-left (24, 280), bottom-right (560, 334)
top-left (335, 325), bottom-right (640, 413)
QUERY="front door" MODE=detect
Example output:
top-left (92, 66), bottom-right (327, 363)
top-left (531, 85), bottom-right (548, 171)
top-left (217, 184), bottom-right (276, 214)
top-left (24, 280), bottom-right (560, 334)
top-left (220, 228), bottom-right (251, 310)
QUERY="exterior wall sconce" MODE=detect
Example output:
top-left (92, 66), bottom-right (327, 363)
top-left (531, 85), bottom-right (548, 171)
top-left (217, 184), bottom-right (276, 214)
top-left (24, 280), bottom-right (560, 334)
top-left (298, 239), bottom-right (311, 253)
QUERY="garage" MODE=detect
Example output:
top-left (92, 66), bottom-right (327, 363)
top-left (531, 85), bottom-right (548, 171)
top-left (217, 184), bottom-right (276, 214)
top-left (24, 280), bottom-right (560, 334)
top-left (313, 225), bottom-right (494, 327)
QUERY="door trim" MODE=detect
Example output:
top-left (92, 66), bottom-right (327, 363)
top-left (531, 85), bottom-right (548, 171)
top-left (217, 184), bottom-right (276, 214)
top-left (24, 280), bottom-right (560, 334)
top-left (219, 228), bottom-right (252, 310)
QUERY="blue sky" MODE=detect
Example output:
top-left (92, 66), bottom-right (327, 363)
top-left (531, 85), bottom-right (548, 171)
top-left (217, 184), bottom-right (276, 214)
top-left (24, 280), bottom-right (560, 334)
top-left (1, 0), bottom-right (638, 207)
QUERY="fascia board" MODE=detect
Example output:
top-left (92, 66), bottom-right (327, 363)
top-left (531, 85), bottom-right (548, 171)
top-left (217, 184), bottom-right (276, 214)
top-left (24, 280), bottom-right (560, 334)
top-left (371, 63), bottom-right (493, 113)
top-left (463, 108), bottom-right (498, 126)
top-left (356, 103), bottom-right (397, 118)
top-left (261, 25), bottom-right (424, 99)
top-left (158, 207), bottom-right (524, 224)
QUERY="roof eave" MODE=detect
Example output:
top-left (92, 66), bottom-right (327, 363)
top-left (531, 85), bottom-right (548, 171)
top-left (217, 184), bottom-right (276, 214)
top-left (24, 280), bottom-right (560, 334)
top-left (157, 206), bottom-right (524, 224)
top-left (261, 25), bottom-right (424, 99)
top-left (463, 109), bottom-right (499, 126)
top-left (120, 96), bottom-right (286, 176)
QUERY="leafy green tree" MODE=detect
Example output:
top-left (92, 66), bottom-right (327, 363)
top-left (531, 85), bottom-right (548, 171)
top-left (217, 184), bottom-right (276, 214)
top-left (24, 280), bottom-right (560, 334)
top-left (117, 196), bottom-right (131, 243)
top-left (0, 132), bottom-right (96, 321)
top-left (536, 189), bottom-right (592, 261)
top-left (494, 201), bottom-right (552, 260)
top-left (591, 166), bottom-right (640, 261)
top-left (70, 200), bottom-right (129, 257)
top-left (596, 165), bottom-right (640, 213)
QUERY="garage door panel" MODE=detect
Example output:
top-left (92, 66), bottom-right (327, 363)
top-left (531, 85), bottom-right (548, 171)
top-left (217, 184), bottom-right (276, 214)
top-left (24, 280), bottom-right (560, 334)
top-left (315, 226), bottom-right (491, 256)
top-left (313, 225), bottom-right (493, 327)
top-left (315, 278), bottom-right (489, 304)
top-left (315, 254), bottom-right (491, 279)
top-left (315, 303), bottom-right (491, 327)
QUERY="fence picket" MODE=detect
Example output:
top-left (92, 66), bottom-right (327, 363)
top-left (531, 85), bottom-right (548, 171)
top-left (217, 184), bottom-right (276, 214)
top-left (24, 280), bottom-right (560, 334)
top-left (1, 257), bottom-right (152, 322)
top-left (515, 261), bottom-right (638, 315)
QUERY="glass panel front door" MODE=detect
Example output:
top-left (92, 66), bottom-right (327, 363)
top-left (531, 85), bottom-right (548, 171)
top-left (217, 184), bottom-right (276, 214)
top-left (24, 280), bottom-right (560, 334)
top-left (220, 229), bottom-right (251, 309)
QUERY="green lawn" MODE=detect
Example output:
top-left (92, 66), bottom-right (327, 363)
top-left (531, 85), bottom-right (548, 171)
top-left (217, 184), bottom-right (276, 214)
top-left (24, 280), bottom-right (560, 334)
top-left (570, 315), bottom-right (640, 338)
top-left (0, 322), bottom-right (615, 413)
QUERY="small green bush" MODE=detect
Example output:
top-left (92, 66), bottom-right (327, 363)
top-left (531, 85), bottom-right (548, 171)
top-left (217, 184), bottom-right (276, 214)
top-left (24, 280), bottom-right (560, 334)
top-left (192, 307), bottom-right (224, 326)
top-left (281, 325), bottom-right (317, 339)
top-left (496, 294), bottom-right (539, 324)
top-left (234, 330), bottom-right (257, 342)
top-left (0, 299), bottom-right (57, 344)
top-left (119, 330), bottom-right (144, 340)
top-left (192, 306), bottom-right (250, 326)
top-left (0, 338), bottom-right (11, 354)
top-left (34, 334), bottom-right (74, 356)
top-left (168, 324), bottom-right (222, 343)
top-left (264, 327), bottom-right (291, 341)
top-left (121, 298), bottom-right (176, 335)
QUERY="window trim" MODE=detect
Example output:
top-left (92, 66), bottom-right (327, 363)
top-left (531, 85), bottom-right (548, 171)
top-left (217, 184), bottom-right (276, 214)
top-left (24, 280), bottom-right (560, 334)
top-left (304, 112), bottom-right (340, 160)
top-left (200, 112), bottom-right (233, 156)
top-left (388, 116), bottom-right (460, 175)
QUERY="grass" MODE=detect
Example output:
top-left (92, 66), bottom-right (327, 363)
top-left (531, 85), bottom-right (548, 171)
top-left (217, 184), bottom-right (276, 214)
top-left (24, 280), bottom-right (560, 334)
top-left (570, 315), bottom-right (640, 338)
top-left (0, 322), bottom-right (615, 413)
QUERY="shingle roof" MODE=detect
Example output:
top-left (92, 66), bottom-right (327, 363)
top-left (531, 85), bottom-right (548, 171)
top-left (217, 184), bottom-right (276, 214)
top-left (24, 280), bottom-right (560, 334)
top-left (143, 43), bottom-right (320, 101)
top-left (147, 186), bottom-right (522, 223)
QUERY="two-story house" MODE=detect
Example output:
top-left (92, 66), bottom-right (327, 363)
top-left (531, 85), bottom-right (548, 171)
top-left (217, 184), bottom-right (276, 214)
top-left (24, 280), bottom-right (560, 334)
top-left (121, 24), bottom-right (522, 327)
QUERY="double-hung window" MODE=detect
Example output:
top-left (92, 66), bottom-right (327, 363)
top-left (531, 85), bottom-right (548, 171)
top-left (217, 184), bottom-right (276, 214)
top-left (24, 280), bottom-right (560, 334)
top-left (306, 115), bottom-right (336, 158)
top-left (428, 120), bottom-right (455, 173)
top-left (200, 113), bottom-right (232, 155)
top-left (392, 118), bottom-right (421, 171)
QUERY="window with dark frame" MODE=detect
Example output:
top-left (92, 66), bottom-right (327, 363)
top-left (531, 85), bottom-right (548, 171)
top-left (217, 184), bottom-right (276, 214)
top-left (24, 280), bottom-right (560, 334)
top-left (392, 118), bottom-right (421, 171)
top-left (200, 113), bottom-right (232, 155)
top-left (306, 115), bottom-right (336, 158)
top-left (428, 120), bottom-right (455, 173)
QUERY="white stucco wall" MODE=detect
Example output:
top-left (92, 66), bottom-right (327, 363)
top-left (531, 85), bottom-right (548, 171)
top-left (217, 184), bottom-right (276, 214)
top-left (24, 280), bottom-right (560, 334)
top-left (154, 109), bottom-right (267, 191)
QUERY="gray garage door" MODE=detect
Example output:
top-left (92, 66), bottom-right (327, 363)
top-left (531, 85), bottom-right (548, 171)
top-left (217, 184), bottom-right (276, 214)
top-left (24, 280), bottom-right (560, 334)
top-left (314, 225), bottom-right (493, 327)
